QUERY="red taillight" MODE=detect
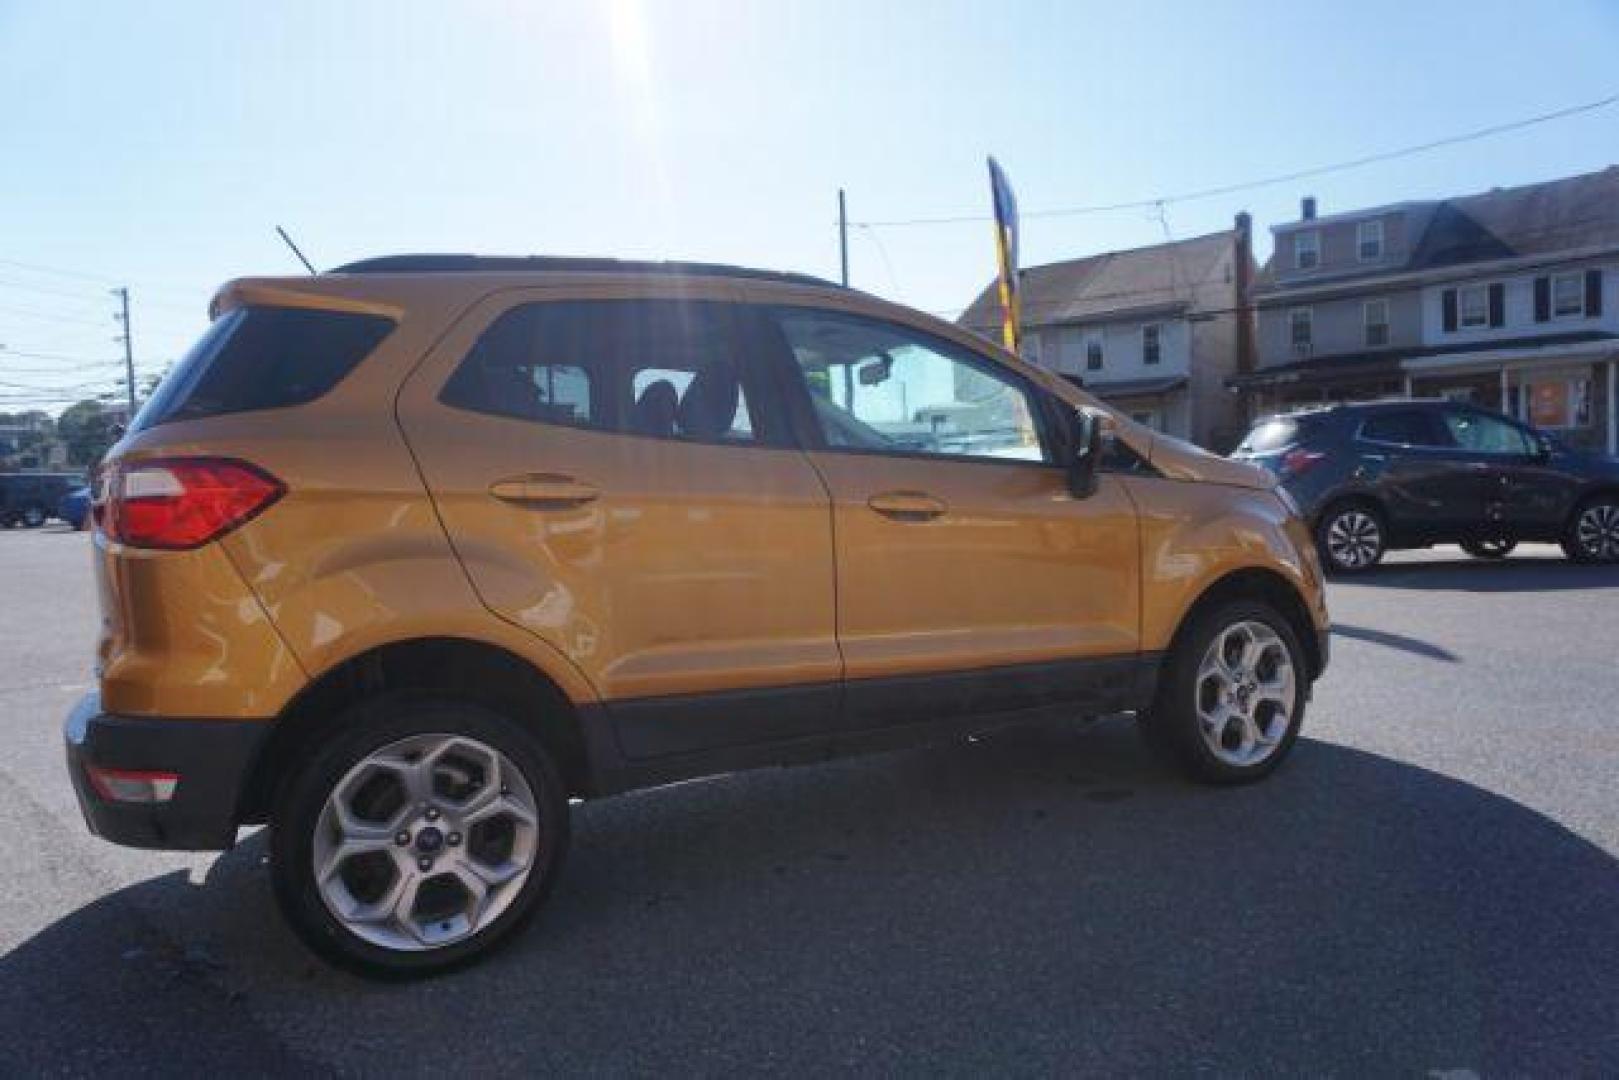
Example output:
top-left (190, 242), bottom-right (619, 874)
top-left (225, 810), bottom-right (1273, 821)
top-left (1279, 448), bottom-right (1326, 478)
top-left (104, 457), bottom-right (284, 550)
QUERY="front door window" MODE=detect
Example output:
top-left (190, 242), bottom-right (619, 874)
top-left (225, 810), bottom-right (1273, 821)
top-left (773, 309), bottom-right (1049, 463)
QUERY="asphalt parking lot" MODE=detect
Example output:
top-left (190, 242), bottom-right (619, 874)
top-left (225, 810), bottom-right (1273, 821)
top-left (1, 526), bottom-right (1615, 1075)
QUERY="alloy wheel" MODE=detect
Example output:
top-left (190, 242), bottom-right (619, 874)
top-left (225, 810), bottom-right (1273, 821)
top-left (1575, 503), bottom-right (1619, 561)
top-left (1195, 620), bottom-right (1296, 768)
top-left (1325, 509), bottom-right (1381, 570)
top-left (313, 733), bottom-right (541, 952)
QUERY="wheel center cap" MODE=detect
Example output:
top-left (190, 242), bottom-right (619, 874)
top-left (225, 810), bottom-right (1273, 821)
top-left (415, 826), bottom-right (445, 854)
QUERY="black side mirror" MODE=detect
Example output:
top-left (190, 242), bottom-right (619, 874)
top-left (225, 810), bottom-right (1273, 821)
top-left (1067, 409), bottom-right (1105, 499)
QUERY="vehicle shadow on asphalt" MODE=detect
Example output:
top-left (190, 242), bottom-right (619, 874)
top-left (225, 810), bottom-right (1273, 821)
top-left (1331, 623), bottom-right (1460, 663)
top-left (3, 720), bottom-right (1615, 1074)
top-left (1337, 557), bottom-right (1619, 592)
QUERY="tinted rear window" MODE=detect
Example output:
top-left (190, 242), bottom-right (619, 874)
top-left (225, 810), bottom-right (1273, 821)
top-left (439, 300), bottom-right (765, 445)
top-left (1237, 418), bottom-right (1300, 454)
top-left (1359, 409), bottom-right (1452, 447)
top-left (131, 306), bottom-right (395, 432)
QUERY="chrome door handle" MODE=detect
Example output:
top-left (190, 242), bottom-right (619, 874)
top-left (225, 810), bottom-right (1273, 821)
top-left (489, 474), bottom-right (600, 508)
top-left (867, 491), bottom-right (947, 521)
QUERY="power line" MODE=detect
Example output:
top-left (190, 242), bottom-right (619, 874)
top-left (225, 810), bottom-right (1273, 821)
top-left (0, 302), bottom-right (111, 328)
top-left (854, 91), bottom-right (1619, 228)
top-left (0, 258), bottom-right (204, 308)
top-left (0, 276), bottom-right (107, 302)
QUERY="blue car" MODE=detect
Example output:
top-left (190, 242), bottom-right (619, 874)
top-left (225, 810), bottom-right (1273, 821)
top-left (57, 486), bottom-right (91, 531)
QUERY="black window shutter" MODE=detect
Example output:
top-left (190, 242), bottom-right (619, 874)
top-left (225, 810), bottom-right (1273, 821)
top-left (1586, 269), bottom-right (1603, 316)
top-left (1534, 277), bottom-right (1551, 322)
top-left (1488, 283), bottom-right (1505, 327)
top-left (1441, 289), bottom-right (1458, 332)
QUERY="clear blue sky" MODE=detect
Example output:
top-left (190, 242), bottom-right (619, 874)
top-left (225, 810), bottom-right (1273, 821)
top-left (2, 0), bottom-right (1617, 414)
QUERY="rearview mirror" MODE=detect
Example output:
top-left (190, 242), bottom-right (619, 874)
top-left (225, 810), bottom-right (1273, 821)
top-left (1067, 408), bottom-right (1107, 499)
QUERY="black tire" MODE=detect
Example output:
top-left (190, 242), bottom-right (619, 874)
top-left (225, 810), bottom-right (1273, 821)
top-left (1460, 537), bottom-right (1517, 560)
top-left (1139, 599), bottom-right (1309, 785)
top-left (1561, 496), bottom-right (1619, 564)
top-left (20, 505), bottom-right (46, 528)
top-left (270, 695), bottom-right (570, 980)
top-left (1315, 501), bottom-right (1386, 574)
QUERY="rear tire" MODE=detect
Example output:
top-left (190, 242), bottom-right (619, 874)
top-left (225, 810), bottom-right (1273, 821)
top-left (1139, 600), bottom-right (1308, 785)
top-left (21, 505), bottom-right (46, 528)
top-left (1562, 497), bottom-right (1619, 563)
top-left (270, 695), bottom-right (570, 980)
top-left (1460, 537), bottom-right (1516, 559)
top-left (1316, 502), bottom-right (1386, 574)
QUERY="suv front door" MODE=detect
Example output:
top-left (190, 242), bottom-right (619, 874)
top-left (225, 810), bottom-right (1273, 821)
top-left (760, 305), bottom-right (1141, 732)
top-left (399, 288), bottom-right (840, 759)
top-left (1443, 408), bottom-right (1580, 536)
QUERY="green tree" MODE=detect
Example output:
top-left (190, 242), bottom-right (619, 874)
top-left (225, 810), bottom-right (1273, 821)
top-left (56, 399), bottom-right (120, 468)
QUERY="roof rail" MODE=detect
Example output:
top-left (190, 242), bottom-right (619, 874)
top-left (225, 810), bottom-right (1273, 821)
top-left (330, 254), bottom-right (842, 289)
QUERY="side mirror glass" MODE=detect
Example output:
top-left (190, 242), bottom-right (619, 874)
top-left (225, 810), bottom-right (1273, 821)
top-left (1067, 408), bottom-right (1106, 498)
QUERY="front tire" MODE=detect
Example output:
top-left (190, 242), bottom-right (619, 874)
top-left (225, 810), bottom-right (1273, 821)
top-left (270, 696), bottom-right (570, 979)
top-left (1139, 600), bottom-right (1308, 785)
top-left (21, 505), bottom-right (46, 528)
top-left (1316, 502), bottom-right (1385, 574)
top-left (1562, 497), bottom-right (1619, 563)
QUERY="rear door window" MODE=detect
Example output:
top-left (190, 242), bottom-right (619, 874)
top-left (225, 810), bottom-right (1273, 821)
top-left (1359, 410), bottom-right (1452, 447)
top-left (132, 306), bottom-right (395, 432)
top-left (440, 299), bottom-right (772, 445)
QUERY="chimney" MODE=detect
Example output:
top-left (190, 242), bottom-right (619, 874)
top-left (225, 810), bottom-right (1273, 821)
top-left (1301, 196), bottom-right (1317, 221)
top-left (1233, 212), bottom-right (1255, 375)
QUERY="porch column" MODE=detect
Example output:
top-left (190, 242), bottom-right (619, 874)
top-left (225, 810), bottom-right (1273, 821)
top-left (1500, 366), bottom-right (1510, 417)
top-left (1402, 374), bottom-right (1413, 398)
top-left (1609, 358), bottom-right (1617, 456)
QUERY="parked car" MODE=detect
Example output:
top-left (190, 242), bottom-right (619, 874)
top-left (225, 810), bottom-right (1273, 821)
top-left (57, 486), bottom-right (92, 530)
top-left (0, 472), bottom-right (81, 527)
top-left (1233, 399), bottom-right (1619, 572)
top-left (66, 255), bottom-right (1329, 977)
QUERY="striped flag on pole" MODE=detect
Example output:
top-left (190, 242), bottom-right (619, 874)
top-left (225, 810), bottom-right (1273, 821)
top-left (987, 155), bottom-right (1021, 354)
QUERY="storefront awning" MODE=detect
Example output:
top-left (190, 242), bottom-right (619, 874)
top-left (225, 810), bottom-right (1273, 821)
top-left (1062, 374), bottom-right (1187, 399)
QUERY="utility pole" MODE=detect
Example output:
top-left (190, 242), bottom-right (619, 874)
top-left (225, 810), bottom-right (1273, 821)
top-left (838, 188), bottom-right (849, 287)
top-left (113, 287), bottom-right (136, 415)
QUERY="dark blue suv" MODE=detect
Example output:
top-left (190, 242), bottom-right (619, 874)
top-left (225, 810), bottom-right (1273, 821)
top-left (1233, 399), bottom-right (1619, 573)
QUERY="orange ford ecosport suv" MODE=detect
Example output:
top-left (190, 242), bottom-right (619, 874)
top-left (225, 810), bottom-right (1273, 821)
top-left (66, 255), bottom-right (1329, 977)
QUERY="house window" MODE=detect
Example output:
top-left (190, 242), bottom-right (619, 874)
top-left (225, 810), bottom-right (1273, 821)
top-left (1142, 324), bottom-right (1162, 365)
top-left (1085, 331), bottom-right (1103, 371)
top-left (1364, 299), bottom-right (1389, 347)
top-left (1294, 231), bottom-right (1320, 270)
top-left (1459, 285), bottom-right (1490, 329)
top-left (1357, 220), bottom-right (1384, 261)
top-left (1552, 272), bottom-right (1585, 317)
top-left (1289, 308), bottom-right (1313, 351)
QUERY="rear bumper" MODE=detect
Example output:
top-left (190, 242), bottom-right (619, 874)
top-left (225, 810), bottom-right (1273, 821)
top-left (63, 693), bottom-right (268, 851)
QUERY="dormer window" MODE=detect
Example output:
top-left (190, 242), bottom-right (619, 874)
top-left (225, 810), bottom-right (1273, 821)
top-left (1295, 231), bottom-right (1321, 270)
top-left (1357, 220), bottom-right (1384, 262)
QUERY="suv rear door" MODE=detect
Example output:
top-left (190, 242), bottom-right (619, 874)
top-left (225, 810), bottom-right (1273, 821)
top-left (1355, 407), bottom-right (1481, 540)
top-left (397, 285), bottom-right (840, 759)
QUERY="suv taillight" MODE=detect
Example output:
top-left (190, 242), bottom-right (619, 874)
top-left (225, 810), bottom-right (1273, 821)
top-left (103, 457), bottom-right (284, 550)
top-left (1279, 448), bottom-right (1326, 478)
